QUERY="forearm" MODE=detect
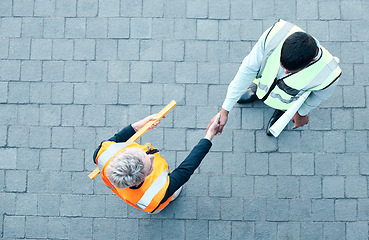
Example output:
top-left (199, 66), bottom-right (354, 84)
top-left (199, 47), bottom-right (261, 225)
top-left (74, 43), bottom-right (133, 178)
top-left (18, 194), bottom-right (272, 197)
top-left (161, 139), bottom-right (212, 202)
top-left (298, 79), bottom-right (340, 116)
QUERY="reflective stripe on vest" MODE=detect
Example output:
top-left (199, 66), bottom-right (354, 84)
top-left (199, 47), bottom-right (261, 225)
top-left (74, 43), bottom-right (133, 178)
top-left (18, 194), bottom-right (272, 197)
top-left (136, 169), bottom-right (169, 210)
top-left (97, 142), bottom-right (132, 170)
top-left (257, 20), bottom-right (295, 79)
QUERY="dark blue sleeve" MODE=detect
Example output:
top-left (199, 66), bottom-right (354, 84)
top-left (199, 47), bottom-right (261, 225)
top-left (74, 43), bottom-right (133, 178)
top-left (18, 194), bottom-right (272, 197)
top-left (93, 125), bottom-right (136, 164)
top-left (159, 138), bottom-right (212, 204)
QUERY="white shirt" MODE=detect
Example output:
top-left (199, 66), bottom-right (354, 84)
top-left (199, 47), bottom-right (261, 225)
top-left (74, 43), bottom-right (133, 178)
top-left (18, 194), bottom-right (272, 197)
top-left (222, 27), bottom-right (340, 116)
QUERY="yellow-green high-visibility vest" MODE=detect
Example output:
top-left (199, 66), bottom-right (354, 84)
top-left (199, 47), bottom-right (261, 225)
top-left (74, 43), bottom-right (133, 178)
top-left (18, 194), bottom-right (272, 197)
top-left (254, 19), bottom-right (342, 110)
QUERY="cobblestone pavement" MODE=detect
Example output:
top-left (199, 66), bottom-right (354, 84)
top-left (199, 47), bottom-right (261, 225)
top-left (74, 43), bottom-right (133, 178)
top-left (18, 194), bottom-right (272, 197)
top-left (1, 0), bottom-right (369, 239)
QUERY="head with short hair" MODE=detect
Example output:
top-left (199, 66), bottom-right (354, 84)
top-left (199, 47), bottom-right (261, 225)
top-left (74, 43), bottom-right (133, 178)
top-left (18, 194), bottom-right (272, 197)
top-left (105, 148), bottom-right (147, 189)
top-left (280, 32), bottom-right (317, 72)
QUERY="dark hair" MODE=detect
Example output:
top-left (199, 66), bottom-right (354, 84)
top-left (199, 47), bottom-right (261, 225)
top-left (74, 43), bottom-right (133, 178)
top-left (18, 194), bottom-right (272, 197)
top-left (280, 32), bottom-right (317, 71)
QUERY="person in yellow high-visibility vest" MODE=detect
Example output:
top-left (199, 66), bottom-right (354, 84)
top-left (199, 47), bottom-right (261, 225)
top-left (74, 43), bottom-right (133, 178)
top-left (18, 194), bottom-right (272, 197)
top-left (93, 114), bottom-right (220, 213)
top-left (207, 19), bottom-right (341, 136)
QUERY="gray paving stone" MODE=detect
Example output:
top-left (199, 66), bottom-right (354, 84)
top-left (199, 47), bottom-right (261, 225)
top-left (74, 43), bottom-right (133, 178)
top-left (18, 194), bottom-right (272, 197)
top-left (183, 174), bottom-right (208, 196)
top-left (323, 131), bottom-right (345, 153)
top-left (96, 39), bottom-right (118, 60)
top-left (277, 176), bottom-right (299, 199)
top-left (241, 108), bottom-right (264, 130)
top-left (345, 176), bottom-right (368, 198)
top-left (300, 222), bottom-right (323, 240)
top-left (256, 130), bottom-right (278, 152)
top-left (0, 0), bottom-right (12, 16)
top-left (162, 220), bottom-right (185, 239)
top-left (34, 0), bottom-right (55, 16)
top-left (86, 18), bottom-right (107, 38)
top-left (0, 104), bottom-right (17, 125)
top-left (0, 148), bottom-right (16, 169)
top-left (197, 20), bottom-right (218, 40)
top-left (223, 152), bottom-right (245, 175)
top-left (140, 40), bottom-right (162, 61)
top-left (131, 18), bottom-right (152, 38)
top-left (335, 199), bottom-right (357, 221)
top-left (337, 153), bottom-right (360, 174)
top-left (74, 39), bottom-right (95, 60)
top-left (358, 199), bottom-right (369, 221)
top-left (267, 199), bottom-right (289, 221)
top-left (175, 19), bottom-right (196, 40)
top-left (254, 222), bottom-right (277, 240)
top-left (18, 104), bottom-right (39, 126)
top-left (52, 39), bottom-right (73, 60)
top-left (25, 216), bottom-right (48, 238)
top-left (289, 199), bottom-right (312, 221)
top-left (174, 106), bottom-right (196, 128)
top-left (62, 105), bottom-right (83, 127)
top-left (138, 219), bottom-right (162, 239)
top-left (277, 222), bottom-right (300, 240)
top-left (84, 105), bottom-right (106, 126)
top-left (163, 40), bottom-right (184, 61)
top-left (209, 0), bottom-right (230, 19)
top-left (8, 125), bottom-right (29, 147)
top-left (185, 84), bottom-right (208, 106)
top-left (15, 193), bottom-right (37, 215)
top-left (52, 127), bottom-right (74, 148)
top-left (62, 149), bottom-right (84, 171)
top-left (0, 39), bottom-right (8, 59)
top-left (152, 18), bottom-right (174, 39)
top-left (163, 83), bottom-right (185, 106)
top-left (1, 18), bottom-right (21, 37)
top-left (341, 42), bottom-right (364, 64)
top-left (269, 153), bottom-right (291, 176)
top-left (8, 82), bottom-right (29, 104)
top-left (300, 131), bottom-right (323, 152)
top-left (38, 194), bottom-right (60, 216)
top-left (108, 18), bottom-right (129, 39)
top-left (231, 175), bottom-right (253, 198)
top-left (323, 176), bottom-right (345, 198)
top-left (30, 82), bottom-right (52, 103)
top-left (98, 0), bottom-right (119, 17)
top-left (246, 153), bottom-right (268, 175)
top-left (48, 172), bottom-right (71, 193)
top-left (220, 198), bottom-right (243, 220)
top-left (346, 222), bottom-right (368, 240)
top-left (209, 175), bottom-right (231, 197)
top-left (13, 0), bottom-right (34, 16)
top-left (3, 215), bottom-right (25, 238)
top-left (71, 172), bottom-right (93, 194)
top-left (318, 0), bottom-right (340, 19)
top-left (231, 221), bottom-right (254, 240)
top-left (60, 194), bottom-right (83, 216)
top-left (291, 153), bottom-right (314, 175)
top-left (82, 195), bottom-right (105, 217)
top-left (209, 221), bottom-right (231, 240)
top-left (116, 219), bottom-right (138, 239)
top-left (43, 17), bottom-right (65, 38)
top-left (199, 151), bottom-right (223, 174)
top-left (40, 105), bottom-right (61, 126)
top-left (343, 86), bottom-right (366, 107)
top-left (118, 40), bottom-right (139, 61)
top-left (5, 169), bottom-right (27, 192)
top-left (141, 83), bottom-right (163, 105)
top-left (55, 0), bottom-right (76, 17)
top-left (198, 197), bottom-right (220, 220)
top-left (0, 60), bottom-right (21, 81)
top-left (9, 38), bottom-right (31, 60)
top-left (70, 217), bottom-right (93, 239)
top-left (175, 62), bottom-right (197, 83)
top-left (198, 62), bottom-right (220, 84)
top-left (346, 131), bottom-right (368, 153)
top-left (77, 0), bottom-right (98, 17)
top-left (0, 126), bottom-right (6, 147)
top-left (308, 108), bottom-right (331, 130)
top-left (130, 61), bottom-right (152, 83)
top-left (48, 217), bottom-right (70, 239)
top-left (323, 222), bottom-right (345, 240)
top-left (254, 176), bottom-right (277, 198)
top-left (17, 148), bottom-right (39, 170)
top-left (27, 171), bottom-right (49, 193)
top-left (207, 41), bottom-right (229, 62)
top-left (0, 193), bottom-right (16, 214)
top-left (329, 21), bottom-right (351, 42)
top-left (51, 82), bottom-right (74, 103)
top-left (360, 153), bottom-right (369, 175)
top-left (93, 218), bottom-right (116, 240)
top-left (312, 199), bottom-right (334, 221)
top-left (186, 0), bottom-right (208, 18)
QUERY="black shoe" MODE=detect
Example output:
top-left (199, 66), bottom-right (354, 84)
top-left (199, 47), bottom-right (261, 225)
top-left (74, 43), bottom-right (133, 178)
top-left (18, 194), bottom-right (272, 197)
top-left (266, 109), bottom-right (285, 136)
top-left (237, 83), bottom-right (258, 104)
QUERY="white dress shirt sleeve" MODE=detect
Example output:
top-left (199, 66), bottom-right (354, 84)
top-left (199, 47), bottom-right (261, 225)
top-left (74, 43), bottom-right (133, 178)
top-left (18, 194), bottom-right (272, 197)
top-left (221, 28), bottom-right (271, 112)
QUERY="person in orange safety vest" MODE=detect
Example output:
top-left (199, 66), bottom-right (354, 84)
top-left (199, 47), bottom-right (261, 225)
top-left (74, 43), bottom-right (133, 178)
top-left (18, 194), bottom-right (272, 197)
top-left (93, 113), bottom-right (220, 213)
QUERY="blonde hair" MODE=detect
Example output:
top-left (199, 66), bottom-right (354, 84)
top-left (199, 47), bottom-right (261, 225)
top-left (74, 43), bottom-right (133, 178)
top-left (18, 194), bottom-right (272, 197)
top-left (105, 148), bottom-right (146, 189)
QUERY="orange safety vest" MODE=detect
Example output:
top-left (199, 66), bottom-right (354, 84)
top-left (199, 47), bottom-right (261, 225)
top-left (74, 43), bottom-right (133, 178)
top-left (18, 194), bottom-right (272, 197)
top-left (95, 141), bottom-right (173, 213)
